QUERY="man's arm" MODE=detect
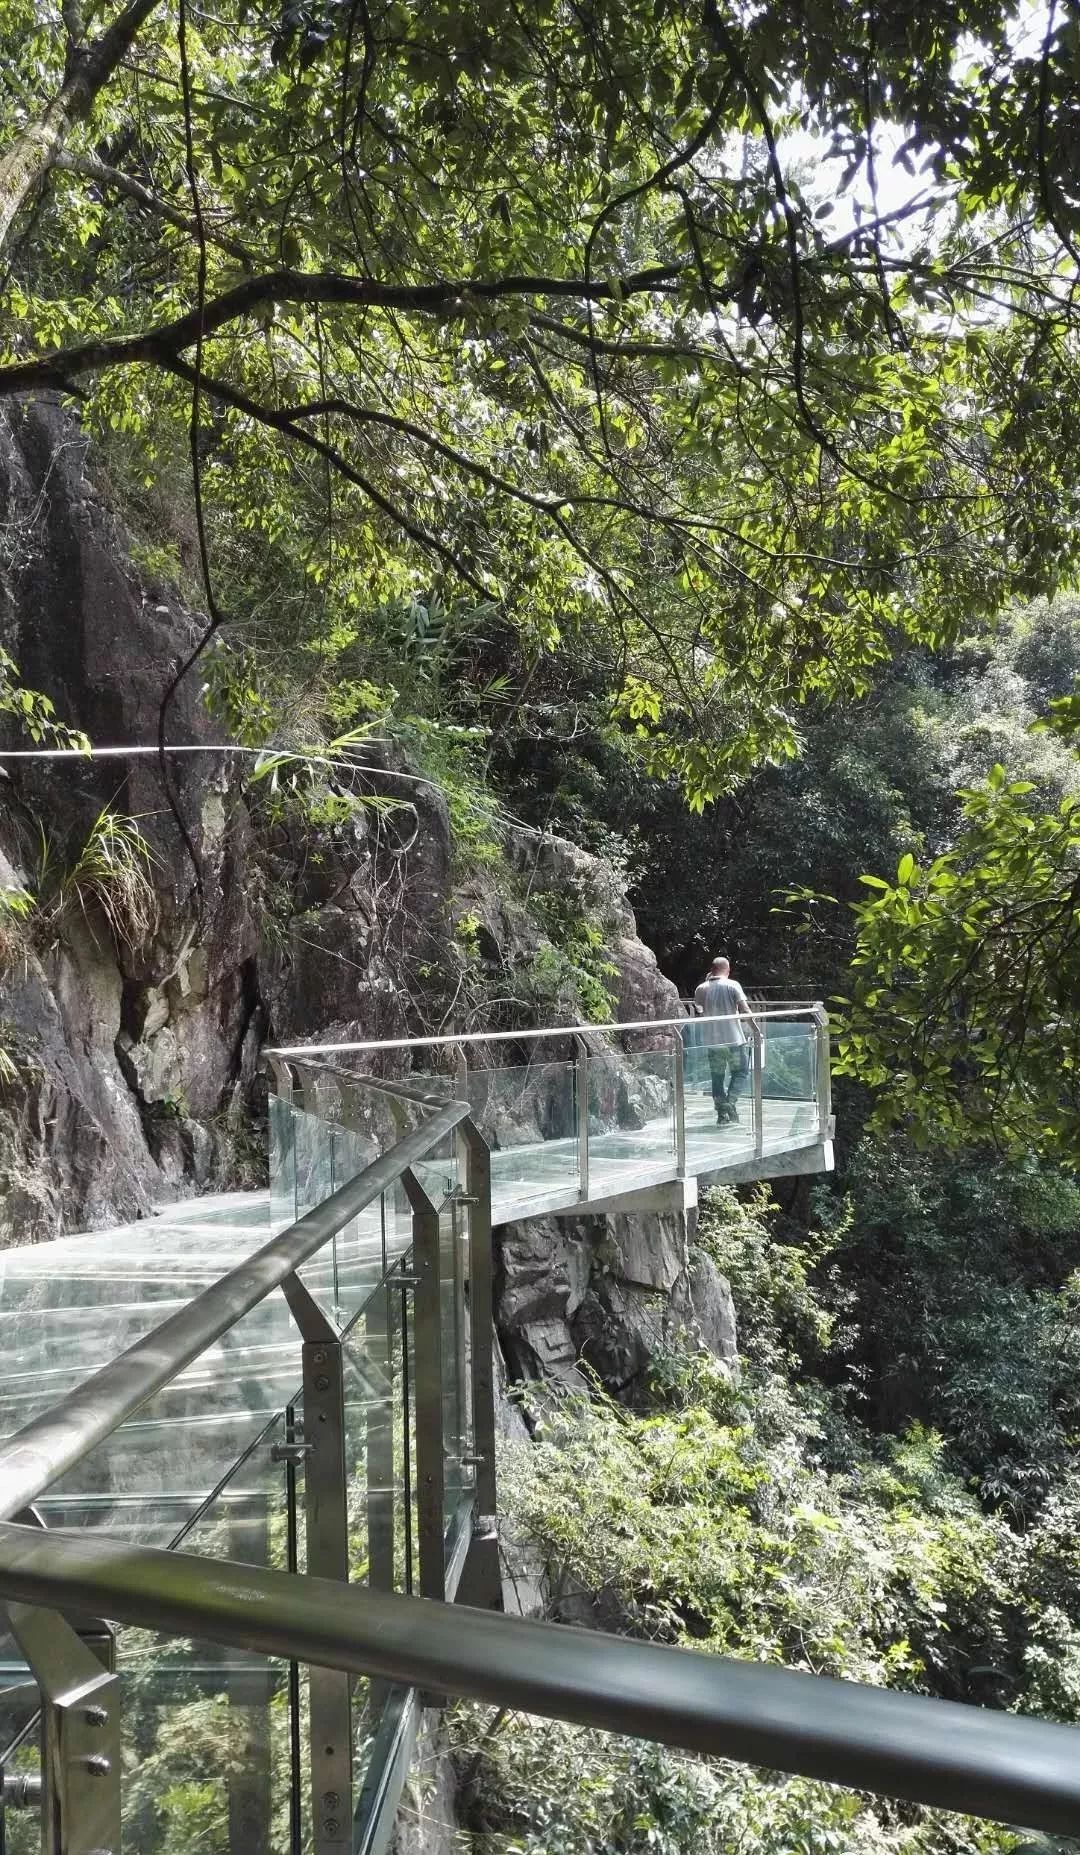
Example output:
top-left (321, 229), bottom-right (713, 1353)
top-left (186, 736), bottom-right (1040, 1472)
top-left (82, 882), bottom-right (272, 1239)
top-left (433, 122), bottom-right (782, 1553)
top-left (735, 985), bottom-right (758, 1033)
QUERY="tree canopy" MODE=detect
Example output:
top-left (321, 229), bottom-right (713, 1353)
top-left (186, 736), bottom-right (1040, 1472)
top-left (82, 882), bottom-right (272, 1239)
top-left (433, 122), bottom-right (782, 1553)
top-left (2, 0), bottom-right (1080, 802)
top-left (835, 701), bottom-right (1080, 1157)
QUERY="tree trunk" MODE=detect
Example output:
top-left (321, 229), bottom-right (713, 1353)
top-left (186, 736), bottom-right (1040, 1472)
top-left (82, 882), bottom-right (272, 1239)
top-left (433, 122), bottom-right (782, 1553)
top-left (0, 0), bottom-right (162, 258)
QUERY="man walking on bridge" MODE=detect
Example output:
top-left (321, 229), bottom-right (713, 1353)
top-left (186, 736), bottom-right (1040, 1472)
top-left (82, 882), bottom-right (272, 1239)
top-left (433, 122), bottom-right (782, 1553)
top-left (694, 957), bottom-right (754, 1125)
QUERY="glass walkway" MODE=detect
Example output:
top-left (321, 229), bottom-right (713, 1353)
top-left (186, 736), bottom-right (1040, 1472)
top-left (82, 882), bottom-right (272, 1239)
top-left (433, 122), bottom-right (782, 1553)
top-left (14, 1004), bottom-right (1075, 1855)
top-left (272, 1004), bottom-right (833, 1225)
top-left (0, 1004), bottom-right (835, 1851)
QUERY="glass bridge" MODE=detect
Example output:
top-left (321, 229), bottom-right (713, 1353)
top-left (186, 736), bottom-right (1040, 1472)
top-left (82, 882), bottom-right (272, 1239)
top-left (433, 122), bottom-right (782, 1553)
top-left (0, 1004), bottom-right (1072, 1854)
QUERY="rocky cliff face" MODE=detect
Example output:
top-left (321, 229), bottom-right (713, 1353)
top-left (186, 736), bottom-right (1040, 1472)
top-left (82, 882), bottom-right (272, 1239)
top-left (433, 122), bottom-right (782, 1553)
top-left (0, 400), bottom-right (682, 1251)
top-left (496, 1207), bottom-right (736, 1396)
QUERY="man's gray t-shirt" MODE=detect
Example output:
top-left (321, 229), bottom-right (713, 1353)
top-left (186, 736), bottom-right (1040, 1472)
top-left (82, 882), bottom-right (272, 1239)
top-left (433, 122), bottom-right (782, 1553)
top-left (694, 977), bottom-right (749, 1045)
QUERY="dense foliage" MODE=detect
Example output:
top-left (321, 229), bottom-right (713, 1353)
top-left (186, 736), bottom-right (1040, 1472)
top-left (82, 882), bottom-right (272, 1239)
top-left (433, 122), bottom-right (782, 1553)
top-left (4, 0), bottom-right (1080, 809)
top-left (834, 712), bottom-right (1080, 1155)
top-left (460, 1186), bottom-right (1080, 1855)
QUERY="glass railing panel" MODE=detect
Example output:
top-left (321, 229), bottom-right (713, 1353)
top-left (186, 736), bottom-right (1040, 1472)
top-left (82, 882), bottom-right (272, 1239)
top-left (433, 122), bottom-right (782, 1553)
top-left (341, 1266), bottom-right (416, 1600)
top-left (115, 1415), bottom-right (297, 1855)
top-left (340, 1262), bottom-right (420, 1793)
top-left (445, 1060), bottom-right (578, 1215)
top-left (586, 1047), bottom-right (677, 1195)
top-left (272, 1076), bottom-right (459, 1243)
top-left (38, 1295), bottom-right (302, 1546)
top-left (293, 1094), bottom-right (337, 1220)
top-left (296, 1145), bottom-right (390, 1332)
top-left (118, 1632), bottom-right (293, 1854)
top-left (761, 1018), bottom-right (819, 1148)
top-left (682, 1026), bottom-right (756, 1171)
top-left (268, 1089), bottom-right (297, 1227)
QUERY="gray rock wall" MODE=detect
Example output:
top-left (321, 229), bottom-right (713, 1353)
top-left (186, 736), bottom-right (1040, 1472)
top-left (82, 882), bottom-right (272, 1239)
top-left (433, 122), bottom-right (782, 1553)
top-left (0, 399), bottom-right (685, 1247)
top-left (496, 1203), bottom-right (737, 1400)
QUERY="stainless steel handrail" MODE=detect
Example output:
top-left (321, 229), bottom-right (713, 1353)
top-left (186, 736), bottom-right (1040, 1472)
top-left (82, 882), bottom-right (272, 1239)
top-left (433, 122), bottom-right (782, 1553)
top-left (0, 1521), bottom-right (1076, 1837)
top-left (268, 1003), bottom-right (823, 1060)
top-left (0, 1095), bottom-right (470, 1524)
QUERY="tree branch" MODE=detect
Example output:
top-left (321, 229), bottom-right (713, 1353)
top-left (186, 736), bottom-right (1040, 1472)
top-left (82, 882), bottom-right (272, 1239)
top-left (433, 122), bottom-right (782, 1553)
top-left (0, 0), bottom-right (162, 256)
top-left (53, 149), bottom-right (255, 262)
top-left (161, 356), bottom-right (493, 596)
top-left (0, 263), bottom-right (687, 397)
top-left (61, 0), bottom-right (84, 55)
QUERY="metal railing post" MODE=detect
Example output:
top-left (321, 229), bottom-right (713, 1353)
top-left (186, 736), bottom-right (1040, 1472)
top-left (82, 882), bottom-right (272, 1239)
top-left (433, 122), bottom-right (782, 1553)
top-left (401, 1169), bottom-right (445, 1605)
top-left (672, 1027), bottom-right (686, 1178)
top-left (364, 1279), bottom-right (396, 1598)
top-left (574, 1034), bottom-right (590, 1202)
top-left (7, 1603), bottom-right (120, 1855)
top-left (751, 1021), bottom-right (764, 1159)
top-left (281, 1271), bottom-right (353, 1855)
top-left (459, 1122), bottom-right (496, 1523)
top-left (813, 1004), bottom-right (833, 1138)
top-left (226, 1499), bottom-right (273, 1855)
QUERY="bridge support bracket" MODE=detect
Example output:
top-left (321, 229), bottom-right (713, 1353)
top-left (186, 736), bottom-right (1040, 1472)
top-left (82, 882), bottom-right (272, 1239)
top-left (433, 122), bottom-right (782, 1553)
top-left (7, 1601), bottom-right (120, 1855)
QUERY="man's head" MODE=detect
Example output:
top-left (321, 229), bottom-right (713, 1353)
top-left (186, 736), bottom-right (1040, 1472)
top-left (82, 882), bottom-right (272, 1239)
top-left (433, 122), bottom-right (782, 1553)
top-left (709, 956), bottom-right (730, 977)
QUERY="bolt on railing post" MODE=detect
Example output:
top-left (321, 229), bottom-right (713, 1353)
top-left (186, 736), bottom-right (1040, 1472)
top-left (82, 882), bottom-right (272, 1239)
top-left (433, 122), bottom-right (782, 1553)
top-left (672, 1028), bottom-right (686, 1178)
top-left (402, 1168), bottom-right (446, 1605)
top-left (813, 1004), bottom-right (833, 1138)
top-left (574, 1034), bottom-right (590, 1203)
top-left (6, 1603), bottom-right (120, 1855)
top-left (751, 1020), bottom-right (764, 1159)
top-left (281, 1271), bottom-right (353, 1855)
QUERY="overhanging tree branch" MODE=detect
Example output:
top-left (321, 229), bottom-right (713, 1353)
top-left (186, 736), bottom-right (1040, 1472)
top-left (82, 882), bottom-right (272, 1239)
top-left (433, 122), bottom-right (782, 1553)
top-left (0, 263), bottom-right (687, 396)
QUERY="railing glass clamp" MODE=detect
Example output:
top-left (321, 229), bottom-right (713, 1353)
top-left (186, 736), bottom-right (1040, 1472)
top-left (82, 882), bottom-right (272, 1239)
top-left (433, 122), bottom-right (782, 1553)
top-left (271, 1440), bottom-right (315, 1465)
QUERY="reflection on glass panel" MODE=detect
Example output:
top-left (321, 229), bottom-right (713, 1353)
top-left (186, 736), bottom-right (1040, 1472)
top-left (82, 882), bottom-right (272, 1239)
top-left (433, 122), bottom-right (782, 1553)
top-left (41, 1294), bottom-right (302, 1547)
top-left (0, 1196), bottom-right (274, 1446)
top-left (763, 1020), bottom-right (817, 1099)
top-left (587, 1048), bottom-right (677, 1195)
top-left (293, 1098), bottom-right (334, 1220)
top-left (117, 1625), bottom-right (292, 1854)
top-left (116, 1418), bottom-right (296, 1855)
top-left (444, 1061), bottom-right (578, 1213)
